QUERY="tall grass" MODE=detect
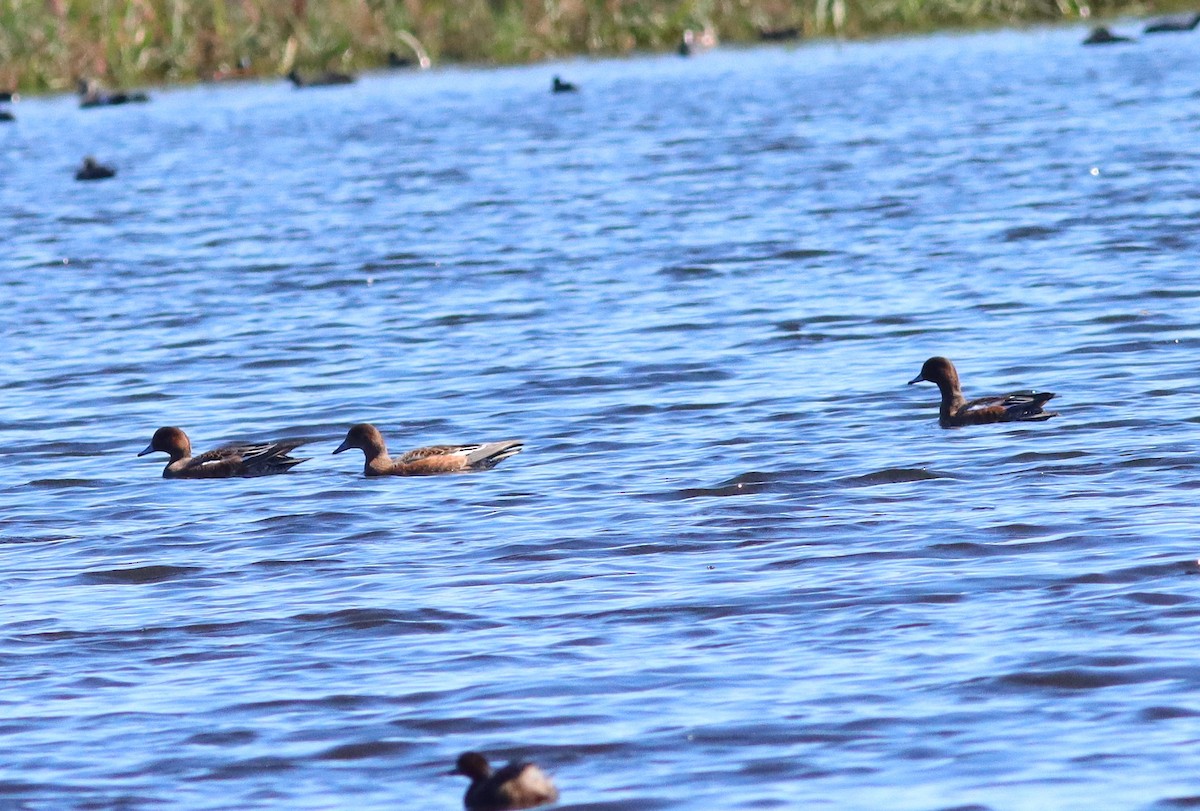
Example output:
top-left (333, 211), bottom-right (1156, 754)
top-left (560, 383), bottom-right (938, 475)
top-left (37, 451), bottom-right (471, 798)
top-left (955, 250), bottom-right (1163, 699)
top-left (0, 0), bottom-right (1178, 92)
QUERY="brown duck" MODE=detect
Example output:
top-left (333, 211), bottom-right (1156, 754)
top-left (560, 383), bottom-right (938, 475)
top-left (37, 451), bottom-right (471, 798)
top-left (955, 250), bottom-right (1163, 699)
top-left (908, 357), bottom-right (1058, 428)
top-left (447, 751), bottom-right (558, 811)
top-left (138, 426), bottom-right (309, 478)
top-left (333, 423), bottom-right (523, 476)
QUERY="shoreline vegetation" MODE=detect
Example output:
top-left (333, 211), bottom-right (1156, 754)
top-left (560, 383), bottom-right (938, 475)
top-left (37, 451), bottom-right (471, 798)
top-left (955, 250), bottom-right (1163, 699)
top-left (0, 0), bottom-right (1191, 93)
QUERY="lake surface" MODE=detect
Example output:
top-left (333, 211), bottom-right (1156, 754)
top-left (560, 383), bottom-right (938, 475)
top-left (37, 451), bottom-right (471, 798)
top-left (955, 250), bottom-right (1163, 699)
top-left (3, 22), bottom-right (1200, 810)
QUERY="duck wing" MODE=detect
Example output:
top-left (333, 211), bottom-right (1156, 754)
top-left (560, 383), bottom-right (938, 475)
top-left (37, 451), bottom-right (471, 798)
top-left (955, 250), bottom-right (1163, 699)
top-left (489, 762), bottom-right (559, 809)
top-left (959, 391), bottom-right (1057, 423)
top-left (182, 439), bottom-right (309, 477)
top-left (391, 441), bottom-right (524, 474)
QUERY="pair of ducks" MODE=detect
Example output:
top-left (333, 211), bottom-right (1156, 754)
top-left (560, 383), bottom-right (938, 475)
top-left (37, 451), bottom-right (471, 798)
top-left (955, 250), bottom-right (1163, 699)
top-left (138, 424), bottom-right (523, 479)
top-left (137, 357), bottom-right (1056, 479)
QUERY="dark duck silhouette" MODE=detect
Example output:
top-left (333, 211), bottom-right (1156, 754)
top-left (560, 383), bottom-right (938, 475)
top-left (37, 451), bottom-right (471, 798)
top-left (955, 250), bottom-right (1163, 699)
top-left (447, 752), bottom-right (558, 810)
top-left (333, 423), bottom-right (523, 477)
top-left (551, 76), bottom-right (578, 93)
top-left (286, 69), bottom-right (356, 88)
top-left (1082, 26), bottom-right (1134, 45)
top-left (1144, 12), bottom-right (1200, 33)
top-left (77, 78), bottom-right (149, 108)
top-left (138, 427), bottom-right (309, 478)
top-left (908, 357), bottom-right (1058, 428)
top-left (75, 156), bottom-right (116, 181)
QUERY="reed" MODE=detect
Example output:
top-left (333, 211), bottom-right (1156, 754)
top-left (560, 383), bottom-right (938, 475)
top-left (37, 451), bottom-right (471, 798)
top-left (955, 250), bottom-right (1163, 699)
top-left (0, 0), bottom-right (1182, 92)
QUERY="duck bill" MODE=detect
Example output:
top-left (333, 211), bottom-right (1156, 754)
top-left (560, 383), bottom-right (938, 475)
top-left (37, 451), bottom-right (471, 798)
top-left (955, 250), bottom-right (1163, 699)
top-left (907, 374), bottom-right (926, 385)
top-left (332, 438), bottom-right (351, 455)
top-left (137, 443), bottom-right (155, 457)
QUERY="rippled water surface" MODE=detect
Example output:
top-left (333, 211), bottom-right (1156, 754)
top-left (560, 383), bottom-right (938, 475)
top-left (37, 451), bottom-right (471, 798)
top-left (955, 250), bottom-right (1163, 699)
top-left (4, 24), bottom-right (1200, 810)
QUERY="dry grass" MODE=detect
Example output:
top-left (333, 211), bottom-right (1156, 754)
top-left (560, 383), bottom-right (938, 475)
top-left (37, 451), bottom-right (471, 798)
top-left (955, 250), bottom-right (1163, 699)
top-left (0, 0), bottom-right (1175, 92)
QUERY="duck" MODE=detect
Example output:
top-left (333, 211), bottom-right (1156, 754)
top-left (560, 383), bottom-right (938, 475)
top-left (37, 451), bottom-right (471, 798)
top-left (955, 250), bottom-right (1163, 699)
top-left (678, 24), bottom-right (718, 56)
top-left (908, 357), bottom-right (1058, 428)
top-left (757, 25), bottom-right (801, 41)
top-left (332, 423), bottom-right (523, 476)
top-left (1144, 11), bottom-right (1200, 33)
top-left (286, 69), bottom-right (356, 88)
top-left (1082, 26), bottom-right (1134, 45)
top-left (75, 156), bottom-right (116, 181)
top-left (551, 76), bottom-right (578, 93)
top-left (447, 752), bottom-right (558, 811)
top-left (0, 108), bottom-right (12, 122)
top-left (138, 426), bottom-right (309, 478)
top-left (77, 78), bottom-right (149, 107)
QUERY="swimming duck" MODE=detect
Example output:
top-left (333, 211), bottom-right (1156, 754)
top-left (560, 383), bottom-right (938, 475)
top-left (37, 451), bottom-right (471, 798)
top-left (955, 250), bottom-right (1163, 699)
top-left (286, 69), bottom-right (356, 88)
top-left (77, 78), bottom-right (149, 107)
top-left (1144, 12), bottom-right (1200, 33)
top-left (75, 156), bottom-right (116, 181)
top-left (908, 357), bottom-right (1058, 428)
top-left (448, 752), bottom-right (558, 811)
top-left (551, 76), bottom-right (578, 93)
top-left (1082, 26), bottom-right (1134, 45)
top-left (332, 423), bottom-right (523, 476)
top-left (138, 426), bottom-right (309, 478)
top-left (757, 25), bottom-right (801, 41)
top-left (0, 108), bottom-right (12, 122)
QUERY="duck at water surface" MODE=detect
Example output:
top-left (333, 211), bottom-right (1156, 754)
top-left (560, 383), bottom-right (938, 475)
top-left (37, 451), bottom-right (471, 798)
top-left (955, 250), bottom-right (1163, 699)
top-left (447, 752), bottom-right (558, 810)
top-left (908, 356), bottom-right (1058, 428)
top-left (1144, 12), bottom-right (1200, 33)
top-left (1081, 26), bottom-right (1134, 45)
top-left (75, 156), bottom-right (116, 181)
top-left (286, 69), bottom-right (356, 88)
top-left (332, 423), bottom-right (523, 476)
top-left (138, 427), bottom-right (309, 478)
top-left (77, 78), bottom-right (149, 107)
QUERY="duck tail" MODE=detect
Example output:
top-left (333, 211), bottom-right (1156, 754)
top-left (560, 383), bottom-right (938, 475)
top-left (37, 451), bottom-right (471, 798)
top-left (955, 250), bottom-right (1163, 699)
top-left (465, 441), bottom-right (524, 470)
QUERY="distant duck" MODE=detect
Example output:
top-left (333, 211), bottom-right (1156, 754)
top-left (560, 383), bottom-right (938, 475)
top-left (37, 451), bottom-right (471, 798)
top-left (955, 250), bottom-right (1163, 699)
top-left (1081, 26), bottom-right (1134, 45)
top-left (757, 25), bottom-right (802, 41)
top-left (551, 75), bottom-right (578, 93)
top-left (678, 29), bottom-right (695, 56)
top-left (1144, 11), bottom-right (1200, 33)
top-left (286, 69), bottom-right (356, 88)
top-left (77, 78), bottom-right (149, 108)
top-left (206, 56), bottom-right (255, 82)
top-left (678, 24), bottom-right (718, 56)
top-left (332, 423), bottom-right (523, 476)
top-left (0, 90), bottom-right (16, 102)
top-left (0, 108), bottom-right (12, 122)
top-left (908, 356), bottom-right (1058, 428)
top-left (447, 752), bottom-right (559, 811)
top-left (138, 426), bottom-right (309, 479)
top-left (74, 156), bottom-right (116, 181)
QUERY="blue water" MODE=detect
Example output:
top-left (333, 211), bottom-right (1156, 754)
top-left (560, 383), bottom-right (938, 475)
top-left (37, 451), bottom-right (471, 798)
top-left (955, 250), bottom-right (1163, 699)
top-left (3, 22), bottom-right (1200, 810)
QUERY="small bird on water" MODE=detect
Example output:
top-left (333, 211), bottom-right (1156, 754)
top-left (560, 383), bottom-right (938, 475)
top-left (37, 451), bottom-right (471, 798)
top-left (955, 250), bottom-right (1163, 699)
top-left (908, 356), bottom-right (1058, 428)
top-left (447, 751), bottom-right (558, 810)
top-left (286, 69), bottom-right (356, 88)
top-left (332, 423), bottom-right (523, 476)
top-left (551, 76), bottom-right (578, 93)
top-left (138, 426), bottom-right (309, 478)
top-left (75, 156), bottom-right (116, 181)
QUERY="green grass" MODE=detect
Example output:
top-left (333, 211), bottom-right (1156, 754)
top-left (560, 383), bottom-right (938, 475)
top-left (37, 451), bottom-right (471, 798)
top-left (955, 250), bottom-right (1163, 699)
top-left (0, 0), bottom-right (1187, 92)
